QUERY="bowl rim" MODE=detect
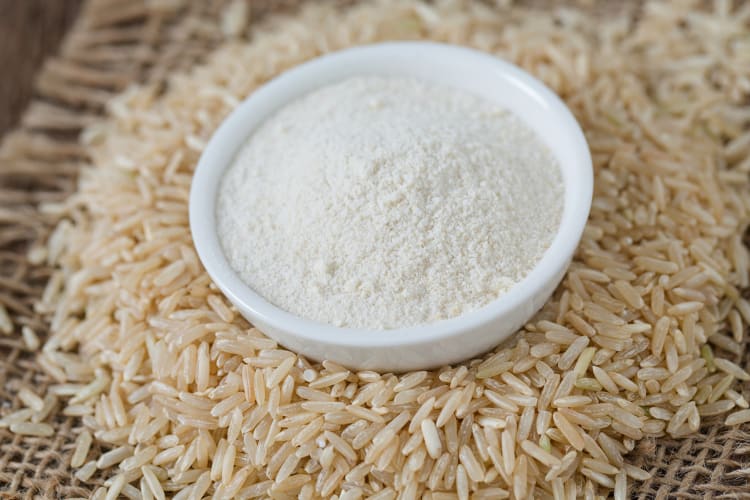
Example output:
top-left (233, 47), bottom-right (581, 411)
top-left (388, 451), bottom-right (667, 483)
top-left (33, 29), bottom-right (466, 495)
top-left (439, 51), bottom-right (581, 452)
top-left (189, 41), bottom-right (593, 349)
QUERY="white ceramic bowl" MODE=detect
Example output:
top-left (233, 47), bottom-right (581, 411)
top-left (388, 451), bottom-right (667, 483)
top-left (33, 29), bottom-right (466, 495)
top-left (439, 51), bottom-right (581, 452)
top-left (190, 42), bottom-right (592, 372)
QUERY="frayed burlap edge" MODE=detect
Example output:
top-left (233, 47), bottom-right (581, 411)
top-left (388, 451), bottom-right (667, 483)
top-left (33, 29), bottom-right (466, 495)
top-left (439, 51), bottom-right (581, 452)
top-left (0, 0), bottom-right (748, 498)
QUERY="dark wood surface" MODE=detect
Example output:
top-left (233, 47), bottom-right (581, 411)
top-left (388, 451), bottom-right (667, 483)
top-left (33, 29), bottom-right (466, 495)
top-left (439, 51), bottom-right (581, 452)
top-left (0, 0), bottom-right (83, 136)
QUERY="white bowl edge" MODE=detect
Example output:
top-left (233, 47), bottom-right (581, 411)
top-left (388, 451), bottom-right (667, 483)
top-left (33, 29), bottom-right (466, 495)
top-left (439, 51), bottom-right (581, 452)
top-left (189, 41), bottom-right (593, 371)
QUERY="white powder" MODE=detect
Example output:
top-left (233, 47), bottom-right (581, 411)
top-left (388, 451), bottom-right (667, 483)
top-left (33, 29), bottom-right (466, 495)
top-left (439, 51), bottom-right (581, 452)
top-left (217, 76), bottom-right (563, 329)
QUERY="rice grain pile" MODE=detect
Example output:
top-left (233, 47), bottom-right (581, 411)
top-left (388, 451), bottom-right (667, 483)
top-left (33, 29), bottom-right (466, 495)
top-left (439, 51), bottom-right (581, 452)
top-left (15, 0), bottom-right (750, 498)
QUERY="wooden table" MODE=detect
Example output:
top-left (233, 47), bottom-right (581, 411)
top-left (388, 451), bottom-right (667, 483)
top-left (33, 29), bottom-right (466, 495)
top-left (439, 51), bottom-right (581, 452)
top-left (0, 0), bottom-right (82, 136)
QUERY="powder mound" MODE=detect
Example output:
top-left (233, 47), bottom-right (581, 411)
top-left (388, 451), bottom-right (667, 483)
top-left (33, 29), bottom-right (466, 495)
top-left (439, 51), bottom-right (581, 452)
top-left (217, 76), bottom-right (563, 329)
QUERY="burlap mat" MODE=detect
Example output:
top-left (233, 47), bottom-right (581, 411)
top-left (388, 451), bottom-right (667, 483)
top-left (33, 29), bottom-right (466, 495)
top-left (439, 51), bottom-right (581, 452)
top-left (0, 0), bottom-right (747, 498)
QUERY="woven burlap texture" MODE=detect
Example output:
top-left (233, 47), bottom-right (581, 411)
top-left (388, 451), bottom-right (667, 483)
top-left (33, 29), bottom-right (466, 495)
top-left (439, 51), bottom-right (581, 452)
top-left (0, 1), bottom-right (748, 499)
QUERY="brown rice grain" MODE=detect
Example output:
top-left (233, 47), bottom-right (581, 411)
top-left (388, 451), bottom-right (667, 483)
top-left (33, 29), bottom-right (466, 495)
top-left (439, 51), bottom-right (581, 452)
top-left (21, 326), bottom-right (40, 350)
top-left (141, 465), bottom-right (166, 500)
top-left (714, 358), bottom-right (750, 381)
top-left (104, 474), bottom-right (126, 500)
top-left (75, 461), bottom-right (97, 482)
top-left (18, 388), bottom-right (45, 412)
top-left (458, 445), bottom-right (484, 482)
top-left (552, 412), bottom-right (585, 451)
top-left (520, 439), bottom-right (561, 468)
top-left (9, 421), bottom-right (54, 437)
top-left (725, 409), bottom-right (750, 426)
top-left (513, 455), bottom-right (528, 499)
top-left (71, 430), bottom-right (93, 468)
